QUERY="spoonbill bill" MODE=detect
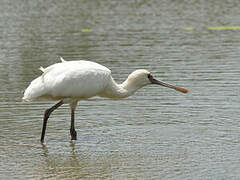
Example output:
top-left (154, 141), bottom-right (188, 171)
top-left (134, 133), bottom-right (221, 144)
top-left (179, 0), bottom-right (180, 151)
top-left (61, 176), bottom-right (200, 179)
top-left (22, 57), bottom-right (188, 143)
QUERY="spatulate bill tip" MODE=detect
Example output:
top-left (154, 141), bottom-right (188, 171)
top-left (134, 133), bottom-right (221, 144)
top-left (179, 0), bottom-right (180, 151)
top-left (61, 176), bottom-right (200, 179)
top-left (175, 86), bottom-right (189, 93)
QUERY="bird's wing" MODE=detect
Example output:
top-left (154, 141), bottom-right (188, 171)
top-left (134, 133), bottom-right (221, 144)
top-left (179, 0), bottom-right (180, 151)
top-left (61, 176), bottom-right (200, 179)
top-left (23, 61), bottom-right (111, 101)
top-left (42, 61), bottom-right (111, 98)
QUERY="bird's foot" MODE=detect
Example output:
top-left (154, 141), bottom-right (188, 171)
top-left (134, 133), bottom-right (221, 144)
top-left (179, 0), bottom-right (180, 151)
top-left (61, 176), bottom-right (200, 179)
top-left (70, 129), bottom-right (77, 140)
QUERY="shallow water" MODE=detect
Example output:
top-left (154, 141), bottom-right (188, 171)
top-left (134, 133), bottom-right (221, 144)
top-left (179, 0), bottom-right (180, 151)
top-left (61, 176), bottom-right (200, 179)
top-left (1, 0), bottom-right (240, 179)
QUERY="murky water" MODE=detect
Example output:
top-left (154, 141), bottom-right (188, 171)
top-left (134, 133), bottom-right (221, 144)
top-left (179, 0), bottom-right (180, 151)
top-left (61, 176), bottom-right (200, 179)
top-left (1, 0), bottom-right (240, 179)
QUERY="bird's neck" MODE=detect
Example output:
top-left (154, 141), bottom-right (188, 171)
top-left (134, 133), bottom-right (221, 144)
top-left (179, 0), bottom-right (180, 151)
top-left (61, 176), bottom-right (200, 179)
top-left (98, 77), bottom-right (141, 99)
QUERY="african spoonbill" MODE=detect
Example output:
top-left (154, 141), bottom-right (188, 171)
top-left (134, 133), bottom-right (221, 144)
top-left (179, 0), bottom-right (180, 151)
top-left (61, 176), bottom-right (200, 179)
top-left (22, 57), bottom-right (188, 143)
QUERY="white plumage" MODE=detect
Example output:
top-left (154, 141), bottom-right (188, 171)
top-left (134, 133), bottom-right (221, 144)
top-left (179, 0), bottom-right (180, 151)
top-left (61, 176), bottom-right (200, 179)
top-left (23, 60), bottom-right (111, 102)
top-left (23, 57), bottom-right (188, 143)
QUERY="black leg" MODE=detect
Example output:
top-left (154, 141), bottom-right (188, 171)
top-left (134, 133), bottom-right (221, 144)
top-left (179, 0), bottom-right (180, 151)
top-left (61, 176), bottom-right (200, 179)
top-left (70, 108), bottom-right (77, 140)
top-left (41, 100), bottom-right (63, 143)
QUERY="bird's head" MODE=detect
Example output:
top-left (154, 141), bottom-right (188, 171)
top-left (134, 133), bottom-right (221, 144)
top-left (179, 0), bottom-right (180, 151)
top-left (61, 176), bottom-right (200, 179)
top-left (127, 69), bottom-right (188, 93)
top-left (127, 69), bottom-right (152, 87)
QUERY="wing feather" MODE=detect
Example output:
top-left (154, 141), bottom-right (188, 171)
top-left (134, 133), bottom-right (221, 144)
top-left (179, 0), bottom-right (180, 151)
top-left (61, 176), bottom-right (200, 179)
top-left (23, 60), bottom-right (111, 101)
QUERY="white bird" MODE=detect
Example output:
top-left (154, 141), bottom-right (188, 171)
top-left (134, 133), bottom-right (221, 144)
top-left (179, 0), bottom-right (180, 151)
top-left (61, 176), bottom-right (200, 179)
top-left (22, 57), bottom-right (188, 143)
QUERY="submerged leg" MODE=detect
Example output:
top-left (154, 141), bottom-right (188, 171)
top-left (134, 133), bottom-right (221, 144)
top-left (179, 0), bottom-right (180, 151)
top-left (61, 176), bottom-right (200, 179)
top-left (41, 100), bottom-right (63, 143)
top-left (70, 101), bottom-right (78, 140)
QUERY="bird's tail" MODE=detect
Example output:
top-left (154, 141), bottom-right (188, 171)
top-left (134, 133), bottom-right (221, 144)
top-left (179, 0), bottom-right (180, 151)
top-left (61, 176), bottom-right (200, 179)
top-left (22, 95), bottom-right (30, 102)
top-left (22, 76), bottom-right (47, 101)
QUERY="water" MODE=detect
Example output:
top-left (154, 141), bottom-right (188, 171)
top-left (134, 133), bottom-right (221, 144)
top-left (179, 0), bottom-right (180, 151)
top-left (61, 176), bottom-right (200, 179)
top-left (0, 0), bottom-right (240, 179)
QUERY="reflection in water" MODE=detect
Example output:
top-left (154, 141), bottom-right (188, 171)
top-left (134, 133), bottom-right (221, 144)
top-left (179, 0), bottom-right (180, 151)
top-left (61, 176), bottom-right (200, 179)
top-left (40, 142), bottom-right (113, 179)
top-left (39, 141), bottom-right (189, 179)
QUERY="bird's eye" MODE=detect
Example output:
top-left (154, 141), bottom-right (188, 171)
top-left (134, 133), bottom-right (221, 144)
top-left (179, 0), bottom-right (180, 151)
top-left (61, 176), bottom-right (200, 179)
top-left (148, 74), bottom-right (153, 79)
